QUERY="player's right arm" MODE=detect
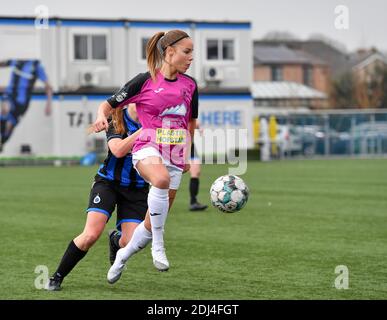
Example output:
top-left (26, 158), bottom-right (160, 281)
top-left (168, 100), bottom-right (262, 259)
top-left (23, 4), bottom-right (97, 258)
top-left (93, 72), bottom-right (150, 133)
top-left (93, 101), bottom-right (112, 132)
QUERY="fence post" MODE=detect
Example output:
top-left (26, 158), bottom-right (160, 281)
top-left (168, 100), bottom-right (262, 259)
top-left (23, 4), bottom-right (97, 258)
top-left (324, 114), bottom-right (330, 156)
top-left (350, 115), bottom-right (355, 155)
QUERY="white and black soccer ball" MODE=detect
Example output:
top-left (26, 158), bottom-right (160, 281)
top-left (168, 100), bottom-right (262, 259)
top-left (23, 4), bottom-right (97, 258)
top-left (210, 175), bottom-right (249, 213)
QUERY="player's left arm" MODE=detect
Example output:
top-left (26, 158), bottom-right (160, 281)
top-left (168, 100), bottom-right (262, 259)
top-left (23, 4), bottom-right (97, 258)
top-left (189, 83), bottom-right (199, 143)
top-left (184, 84), bottom-right (199, 173)
top-left (36, 61), bottom-right (52, 116)
top-left (108, 128), bottom-right (143, 158)
top-left (44, 81), bottom-right (53, 116)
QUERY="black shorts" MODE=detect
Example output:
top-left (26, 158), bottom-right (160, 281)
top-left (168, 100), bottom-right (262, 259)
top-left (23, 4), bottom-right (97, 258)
top-left (87, 175), bottom-right (148, 230)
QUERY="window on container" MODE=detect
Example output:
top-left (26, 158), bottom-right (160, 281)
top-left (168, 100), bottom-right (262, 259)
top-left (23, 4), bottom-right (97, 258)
top-left (92, 35), bottom-right (107, 60)
top-left (142, 38), bottom-right (150, 60)
top-left (222, 39), bottom-right (234, 60)
top-left (74, 34), bottom-right (107, 61)
top-left (207, 39), bottom-right (219, 60)
top-left (74, 35), bottom-right (88, 60)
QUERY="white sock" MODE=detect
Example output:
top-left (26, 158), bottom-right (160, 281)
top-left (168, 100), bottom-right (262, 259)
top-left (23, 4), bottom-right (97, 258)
top-left (148, 186), bottom-right (169, 250)
top-left (119, 221), bottom-right (152, 260)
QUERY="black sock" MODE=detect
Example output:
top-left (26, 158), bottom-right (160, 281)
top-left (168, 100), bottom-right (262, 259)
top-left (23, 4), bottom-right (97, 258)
top-left (112, 231), bottom-right (121, 248)
top-left (53, 240), bottom-right (87, 280)
top-left (190, 177), bottom-right (199, 204)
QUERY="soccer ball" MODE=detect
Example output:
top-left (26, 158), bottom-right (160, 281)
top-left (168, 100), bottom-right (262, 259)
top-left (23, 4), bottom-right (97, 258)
top-left (210, 175), bottom-right (249, 213)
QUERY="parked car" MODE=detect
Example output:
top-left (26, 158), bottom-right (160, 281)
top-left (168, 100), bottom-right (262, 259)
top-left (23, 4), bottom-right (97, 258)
top-left (293, 125), bottom-right (351, 155)
top-left (275, 125), bottom-right (303, 156)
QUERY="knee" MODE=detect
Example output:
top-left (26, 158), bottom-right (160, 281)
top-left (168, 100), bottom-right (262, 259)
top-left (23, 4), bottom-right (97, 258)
top-left (190, 164), bottom-right (200, 178)
top-left (81, 232), bottom-right (100, 249)
top-left (190, 171), bottom-right (200, 178)
top-left (152, 175), bottom-right (170, 189)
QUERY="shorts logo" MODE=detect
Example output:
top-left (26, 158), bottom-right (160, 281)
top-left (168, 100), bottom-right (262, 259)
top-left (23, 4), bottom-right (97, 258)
top-left (93, 194), bottom-right (101, 204)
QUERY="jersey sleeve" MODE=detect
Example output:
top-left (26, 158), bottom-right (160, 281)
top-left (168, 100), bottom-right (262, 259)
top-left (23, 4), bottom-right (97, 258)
top-left (190, 83), bottom-right (198, 119)
top-left (106, 72), bottom-right (150, 109)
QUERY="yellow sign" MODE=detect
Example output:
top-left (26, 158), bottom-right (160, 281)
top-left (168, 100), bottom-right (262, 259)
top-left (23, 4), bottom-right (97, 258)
top-left (269, 115), bottom-right (278, 156)
top-left (269, 116), bottom-right (277, 140)
top-left (156, 128), bottom-right (187, 145)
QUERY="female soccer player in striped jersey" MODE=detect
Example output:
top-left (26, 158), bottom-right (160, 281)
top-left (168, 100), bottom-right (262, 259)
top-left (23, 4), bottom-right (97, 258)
top-left (93, 30), bottom-right (197, 281)
top-left (46, 105), bottom-right (148, 291)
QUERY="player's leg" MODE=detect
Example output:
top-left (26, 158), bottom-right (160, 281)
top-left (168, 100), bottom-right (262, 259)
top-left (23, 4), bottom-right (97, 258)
top-left (135, 155), bottom-right (170, 271)
top-left (108, 222), bottom-right (139, 267)
top-left (46, 177), bottom-right (115, 291)
top-left (0, 99), bottom-right (16, 145)
top-left (108, 186), bottom-right (149, 265)
top-left (107, 188), bottom-right (151, 283)
top-left (138, 188), bottom-right (177, 245)
top-left (3, 101), bottom-right (26, 144)
top-left (148, 165), bottom-right (182, 271)
top-left (108, 183), bottom-right (179, 283)
top-left (189, 160), bottom-right (208, 211)
top-left (143, 188), bottom-right (177, 230)
top-left (46, 212), bottom-right (108, 291)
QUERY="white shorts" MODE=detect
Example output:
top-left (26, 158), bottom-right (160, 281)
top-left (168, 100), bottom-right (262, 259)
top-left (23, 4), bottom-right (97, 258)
top-left (132, 147), bottom-right (183, 190)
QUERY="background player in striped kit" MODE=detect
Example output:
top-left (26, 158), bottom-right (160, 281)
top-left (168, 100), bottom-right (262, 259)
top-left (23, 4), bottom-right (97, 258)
top-left (0, 59), bottom-right (52, 149)
top-left (46, 104), bottom-right (149, 291)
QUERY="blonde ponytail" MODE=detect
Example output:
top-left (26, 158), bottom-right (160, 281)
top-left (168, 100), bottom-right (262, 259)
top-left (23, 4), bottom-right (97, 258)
top-left (112, 108), bottom-right (125, 135)
top-left (146, 32), bottom-right (165, 81)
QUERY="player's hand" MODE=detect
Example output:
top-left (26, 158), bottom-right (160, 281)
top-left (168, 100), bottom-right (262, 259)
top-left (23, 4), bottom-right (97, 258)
top-left (93, 115), bottom-right (109, 132)
top-left (183, 163), bottom-right (191, 173)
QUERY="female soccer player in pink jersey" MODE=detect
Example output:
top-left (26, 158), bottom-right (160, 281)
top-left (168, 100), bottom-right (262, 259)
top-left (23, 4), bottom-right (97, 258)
top-left (93, 30), bottom-right (197, 280)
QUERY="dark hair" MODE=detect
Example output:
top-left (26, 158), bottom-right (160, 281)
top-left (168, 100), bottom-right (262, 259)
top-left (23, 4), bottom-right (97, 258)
top-left (146, 30), bottom-right (190, 80)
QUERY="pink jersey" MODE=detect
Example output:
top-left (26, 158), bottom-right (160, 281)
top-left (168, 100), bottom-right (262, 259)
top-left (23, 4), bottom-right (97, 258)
top-left (107, 71), bottom-right (198, 169)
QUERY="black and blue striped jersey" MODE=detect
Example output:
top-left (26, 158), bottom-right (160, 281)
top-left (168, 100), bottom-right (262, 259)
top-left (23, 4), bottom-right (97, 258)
top-left (4, 59), bottom-right (48, 105)
top-left (97, 108), bottom-right (148, 189)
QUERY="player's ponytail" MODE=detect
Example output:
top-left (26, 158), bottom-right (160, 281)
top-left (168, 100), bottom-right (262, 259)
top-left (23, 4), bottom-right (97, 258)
top-left (112, 108), bottom-right (125, 135)
top-left (146, 31), bottom-right (165, 81)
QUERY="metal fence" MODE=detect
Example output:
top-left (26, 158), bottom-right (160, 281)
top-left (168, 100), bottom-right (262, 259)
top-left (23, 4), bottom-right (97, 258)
top-left (253, 109), bottom-right (387, 158)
